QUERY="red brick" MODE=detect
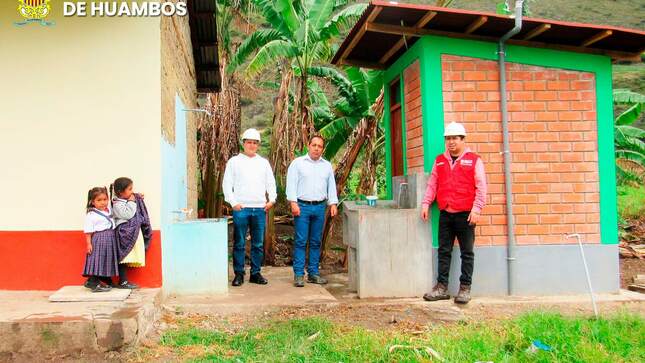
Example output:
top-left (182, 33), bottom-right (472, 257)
top-left (551, 204), bottom-right (574, 213)
top-left (536, 173), bottom-right (560, 182)
top-left (517, 215), bottom-right (539, 224)
top-left (526, 163), bottom-right (550, 173)
top-left (549, 143), bottom-right (572, 152)
top-left (571, 101), bottom-right (594, 111)
top-left (585, 193), bottom-right (600, 203)
top-left (511, 91), bottom-right (534, 101)
top-left (511, 71), bottom-right (533, 81)
top-left (564, 214), bottom-right (586, 224)
top-left (549, 163), bottom-right (573, 173)
top-left (559, 111), bottom-right (582, 121)
top-left (452, 61), bottom-right (475, 71)
top-left (536, 132), bottom-right (559, 142)
top-left (476, 122), bottom-right (500, 132)
top-left (507, 81), bottom-right (524, 91)
top-left (580, 91), bottom-right (595, 101)
top-left (558, 72), bottom-right (579, 81)
top-left (535, 91), bottom-right (558, 101)
top-left (562, 193), bottom-right (585, 203)
top-left (561, 153), bottom-right (584, 162)
top-left (454, 102), bottom-right (476, 112)
top-left (570, 121), bottom-right (595, 131)
top-left (517, 235), bottom-right (540, 245)
top-left (561, 173), bottom-right (585, 182)
top-left (513, 173), bottom-right (535, 183)
top-left (524, 102), bottom-right (546, 111)
top-left (527, 224), bottom-right (550, 234)
top-left (463, 92), bottom-right (487, 101)
top-left (550, 183), bottom-right (573, 192)
top-left (527, 204), bottom-right (549, 214)
top-left (572, 142), bottom-right (596, 152)
top-left (486, 71), bottom-right (500, 81)
top-left (536, 112), bottom-right (558, 121)
top-left (487, 111), bottom-right (502, 122)
top-left (444, 92), bottom-right (463, 102)
top-left (526, 183), bottom-right (549, 193)
top-left (463, 71), bottom-right (487, 81)
top-left (535, 71), bottom-right (558, 80)
top-left (538, 193), bottom-right (561, 203)
top-left (547, 81), bottom-right (570, 90)
top-left (584, 151), bottom-right (598, 162)
top-left (477, 62), bottom-right (498, 71)
top-left (540, 213), bottom-right (566, 224)
top-left (524, 81), bottom-right (547, 91)
top-left (547, 101), bottom-right (570, 111)
top-left (464, 112), bottom-right (488, 122)
top-left (443, 71), bottom-right (463, 81)
top-left (552, 224), bottom-right (574, 234)
top-left (515, 194), bottom-right (538, 204)
top-left (477, 81), bottom-right (499, 91)
top-left (481, 225), bottom-right (506, 236)
top-left (560, 132), bottom-right (583, 141)
top-left (571, 80), bottom-right (593, 90)
top-left (453, 82), bottom-right (476, 91)
top-left (524, 122), bottom-right (547, 132)
top-left (477, 102), bottom-right (500, 112)
top-left (512, 132), bottom-right (536, 142)
top-left (525, 143), bottom-right (548, 152)
top-left (583, 131), bottom-right (598, 141)
top-left (537, 152), bottom-right (559, 162)
top-left (558, 91), bottom-right (581, 101)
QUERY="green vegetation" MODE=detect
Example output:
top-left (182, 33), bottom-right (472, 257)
top-left (617, 185), bottom-right (645, 220)
top-left (160, 312), bottom-right (645, 362)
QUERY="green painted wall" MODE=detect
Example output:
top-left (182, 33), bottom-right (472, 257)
top-left (383, 35), bottom-right (618, 246)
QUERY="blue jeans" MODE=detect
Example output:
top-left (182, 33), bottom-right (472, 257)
top-left (293, 202), bottom-right (326, 276)
top-left (232, 208), bottom-right (266, 275)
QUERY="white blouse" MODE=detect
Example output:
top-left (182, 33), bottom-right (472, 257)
top-left (83, 208), bottom-right (115, 233)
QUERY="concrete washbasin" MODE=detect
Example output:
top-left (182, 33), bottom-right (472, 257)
top-left (162, 218), bottom-right (228, 296)
top-left (342, 174), bottom-right (434, 298)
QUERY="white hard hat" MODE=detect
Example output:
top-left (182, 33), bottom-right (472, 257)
top-left (241, 128), bottom-right (261, 142)
top-left (444, 122), bottom-right (466, 137)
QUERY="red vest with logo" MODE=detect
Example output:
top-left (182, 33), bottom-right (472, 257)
top-left (435, 152), bottom-right (479, 212)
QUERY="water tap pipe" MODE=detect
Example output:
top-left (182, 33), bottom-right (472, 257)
top-left (182, 108), bottom-right (212, 116)
top-left (566, 233), bottom-right (599, 318)
top-left (498, 0), bottom-right (524, 296)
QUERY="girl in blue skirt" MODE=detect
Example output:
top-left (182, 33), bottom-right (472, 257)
top-left (82, 187), bottom-right (119, 292)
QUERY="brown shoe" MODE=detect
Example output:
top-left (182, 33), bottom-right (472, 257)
top-left (454, 284), bottom-right (471, 304)
top-left (423, 283), bottom-right (450, 301)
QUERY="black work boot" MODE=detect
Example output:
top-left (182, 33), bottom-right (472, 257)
top-left (232, 272), bottom-right (244, 286)
top-left (294, 275), bottom-right (305, 287)
top-left (307, 274), bottom-right (328, 284)
top-left (454, 284), bottom-right (472, 304)
top-left (249, 273), bottom-right (268, 285)
top-left (423, 283), bottom-right (451, 301)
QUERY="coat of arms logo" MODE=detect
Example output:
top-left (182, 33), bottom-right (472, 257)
top-left (15, 0), bottom-right (55, 27)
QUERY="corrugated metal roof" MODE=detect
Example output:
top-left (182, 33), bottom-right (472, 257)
top-left (332, 1), bottom-right (645, 69)
top-left (188, 0), bottom-right (220, 92)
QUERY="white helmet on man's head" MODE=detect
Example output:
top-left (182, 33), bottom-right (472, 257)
top-left (444, 122), bottom-right (467, 137)
top-left (241, 128), bottom-right (261, 142)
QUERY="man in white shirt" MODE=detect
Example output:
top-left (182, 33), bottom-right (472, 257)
top-left (286, 135), bottom-right (339, 287)
top-left (223, 128), bottom-right (277, 286)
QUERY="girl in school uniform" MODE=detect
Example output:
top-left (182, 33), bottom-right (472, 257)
top-left (83, 187), bottom-right (119, 292)
top-left (111, 177), bottom-right (152, 289)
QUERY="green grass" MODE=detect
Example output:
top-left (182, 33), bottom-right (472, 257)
top-left (617, 185), bottom-right (645, 220)
top-left (160, 311), bottom-right (645, 362)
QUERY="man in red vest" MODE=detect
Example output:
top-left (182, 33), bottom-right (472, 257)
top-left (420, 122), bottom-right (487, 304)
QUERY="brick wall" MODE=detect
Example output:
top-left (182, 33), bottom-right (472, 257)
top-left (161, 15), bottom-right (199, 212)
top-left (441, 55), bottom-right (600, 245)
top-left (404, 61), bottom-right (424, 174)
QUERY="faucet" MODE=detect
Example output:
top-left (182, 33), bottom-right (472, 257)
top-left (171, 208), bottom-right (193, 222)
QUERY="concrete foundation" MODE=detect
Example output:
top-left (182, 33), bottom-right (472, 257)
top-left (0, 288), bottom-right (162, 358)
top-left (437, 244), bottom-right (620, 296)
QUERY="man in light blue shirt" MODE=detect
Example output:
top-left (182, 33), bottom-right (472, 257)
top-left (286, 135), bottom-right (339, 287)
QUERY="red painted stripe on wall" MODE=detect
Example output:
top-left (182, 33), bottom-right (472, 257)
top-left (0, 230), bottom-right (162, 290)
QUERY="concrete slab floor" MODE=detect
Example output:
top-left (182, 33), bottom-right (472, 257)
top-left (164, 266), bottom-right (338, 315)
top-left (49, 285), bottom-right (131, 302)
top-left (0, 288), bottom-right (161, 358)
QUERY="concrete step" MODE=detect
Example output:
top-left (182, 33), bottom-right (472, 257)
top-left (0, 288), bottom-right (162, 359)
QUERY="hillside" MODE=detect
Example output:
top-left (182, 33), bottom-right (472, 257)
top-left (240, 0), bottom-right (645, 128)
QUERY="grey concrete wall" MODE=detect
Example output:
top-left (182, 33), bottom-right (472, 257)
top-left (433, 244), bottom-right (619, 296)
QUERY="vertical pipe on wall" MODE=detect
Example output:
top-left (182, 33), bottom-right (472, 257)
top-left (498, 0), bottom-right (524, 295)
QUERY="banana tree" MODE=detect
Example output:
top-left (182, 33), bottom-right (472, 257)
top-left (307, 65), bottom-right (384, 259)
top-left (614, 89), bottom-right (645, 183)
top-left (229, 0), bottom-right (367, 181)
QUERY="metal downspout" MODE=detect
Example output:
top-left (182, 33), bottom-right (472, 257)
top-left (498, 0), bottom-right (524, 295)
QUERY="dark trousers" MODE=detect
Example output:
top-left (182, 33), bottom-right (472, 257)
top-left (232, 208), bottom-right (266, 275)
top-left (437, 210), bottom-right (475, 286)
